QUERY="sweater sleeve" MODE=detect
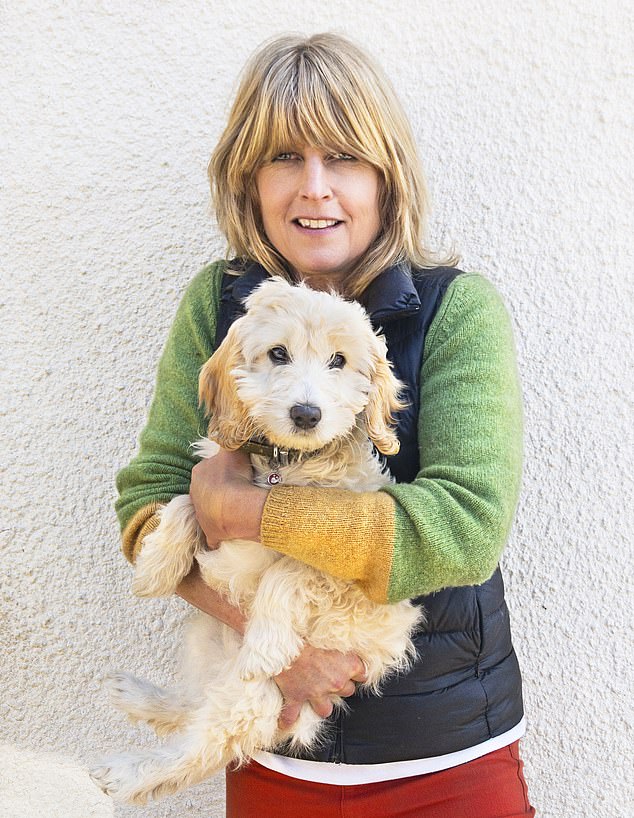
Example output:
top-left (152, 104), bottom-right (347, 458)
top-left (115, 262), bottom-right (224, 562)
top-left (260, 273), bottom-right (524, 603)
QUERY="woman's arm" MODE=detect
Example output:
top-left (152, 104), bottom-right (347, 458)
top-left (115, 262), bottom-right (223, 563)
top-left (176, 562), bottom-right (247, 633)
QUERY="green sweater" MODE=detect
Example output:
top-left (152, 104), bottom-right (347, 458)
top-left (116, 261), bottom-right (523, 604)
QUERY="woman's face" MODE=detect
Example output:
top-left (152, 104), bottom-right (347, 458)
top-left (255, 145), bottom-right (381, 289)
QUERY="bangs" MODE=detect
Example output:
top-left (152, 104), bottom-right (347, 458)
top-left (239, 47), bottom-right (391, 174)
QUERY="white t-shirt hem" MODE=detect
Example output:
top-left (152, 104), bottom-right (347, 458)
top-left (252, 717), bottom-right (526, 786)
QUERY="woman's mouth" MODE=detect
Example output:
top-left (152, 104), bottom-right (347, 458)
top-left (294, 218), bottom-right (342, 230)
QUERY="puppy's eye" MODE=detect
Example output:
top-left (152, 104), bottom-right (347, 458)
top-left (268, 346), bottom-right (290, 365)
top-left (329, 353), bottom-right (346, 369)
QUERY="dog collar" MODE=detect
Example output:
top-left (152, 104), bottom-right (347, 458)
top-left (240, 438), bottom-right (325, 486)
top-left (240, 439), bottom-right (296, 485)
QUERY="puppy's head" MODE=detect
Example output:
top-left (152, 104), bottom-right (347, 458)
top-left (199, 277), bottom-right (404, 454)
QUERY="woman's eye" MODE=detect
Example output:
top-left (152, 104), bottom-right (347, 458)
top-left (268, 346), bottom-right (290, 365)
top-left (329, 353), bottom-right (346, 369)
top-left (332, 152), bottom-right (356, 161)
top-left (272, 152), bottom-right (296, 162)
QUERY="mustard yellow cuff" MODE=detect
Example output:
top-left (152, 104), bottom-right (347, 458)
top-left (260, 486), bottom-right (395, 603)
top-left (121, 502), bottom-right (163, 564)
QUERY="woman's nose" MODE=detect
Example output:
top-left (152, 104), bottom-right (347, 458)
top-left (299, 157), bottom-right (333, 200)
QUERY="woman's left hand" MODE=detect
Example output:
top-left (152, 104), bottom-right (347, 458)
top-left (274, 645), bottom-right (367, 729)
top-left (190, 448), bottom-right (268, 548)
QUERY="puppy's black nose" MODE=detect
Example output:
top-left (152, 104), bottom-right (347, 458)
top-left (290, 404), bottom-right (322, 429)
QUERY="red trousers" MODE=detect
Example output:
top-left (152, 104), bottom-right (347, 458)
top-left (226, 741), bottom-right (535, 818)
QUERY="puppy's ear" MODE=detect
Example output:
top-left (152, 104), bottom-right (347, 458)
top-left (198, 321), bottom-right (252, 450)
top-left (364, 335), bottom-right (406, 456)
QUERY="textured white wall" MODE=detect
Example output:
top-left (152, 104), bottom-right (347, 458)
top-left (1, 2), bottom-right (632, 816)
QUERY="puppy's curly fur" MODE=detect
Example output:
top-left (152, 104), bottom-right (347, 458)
top-left (91, 278), bottom-right (424, 804)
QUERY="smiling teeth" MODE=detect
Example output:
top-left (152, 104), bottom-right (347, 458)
top-left (297, 219), bottom-right (338, 229)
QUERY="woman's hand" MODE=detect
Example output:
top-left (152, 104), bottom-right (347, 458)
top-left (190, 448), bottom-right (268, 548)
top-left (274, 645), bottom-right (367, 729)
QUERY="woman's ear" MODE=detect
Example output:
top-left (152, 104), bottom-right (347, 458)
top-left (363, 335), bottom-right (405, 456)
top-left (198, 321), bottom-right (252, 450)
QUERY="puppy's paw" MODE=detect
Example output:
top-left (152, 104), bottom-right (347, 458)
top-left (132, 541), bottom-right (181, 597)
top-left (91, 749), bottom-right (201, 804)
top-left (105, 671), bottom-right (142, 714)
top-left (90, 754), bottom-right (152, 804)
top-left (236, 647), bottom-right (271, 680)
top-left (132, 495), bottom-right (201, 597)
top-left (105, 672), bottom-right (162, 720)
top-left (104, 672), bottom-right (190, 736)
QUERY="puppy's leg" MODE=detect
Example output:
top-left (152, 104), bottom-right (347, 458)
top-left (237, 558), bottom-right (310, 680)
top-left (105, 615), bottom-right (233, 739)
top-left (91, 743), bottom-right (210, 805)
top-left (105, 672), bottom-right (196, 737)
top-left (132, 495), bottom-right (204, 597)
top-left (91, 669), bottom-right (282, 804)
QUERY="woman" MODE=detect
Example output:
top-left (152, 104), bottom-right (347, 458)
top-left (115, 33), bottom-right (535, 817)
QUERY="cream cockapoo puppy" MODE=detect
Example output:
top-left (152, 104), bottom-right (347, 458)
top-left (91, 278), bottom-right (423, 804)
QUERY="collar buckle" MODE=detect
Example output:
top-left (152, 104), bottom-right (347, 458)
top-left (270, 445), bottom-right (290, 470)
top-left (240, 438), bottom-right (293, 467)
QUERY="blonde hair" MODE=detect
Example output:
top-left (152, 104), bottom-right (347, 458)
top-left (209, 33), bottom-right (454, 297)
